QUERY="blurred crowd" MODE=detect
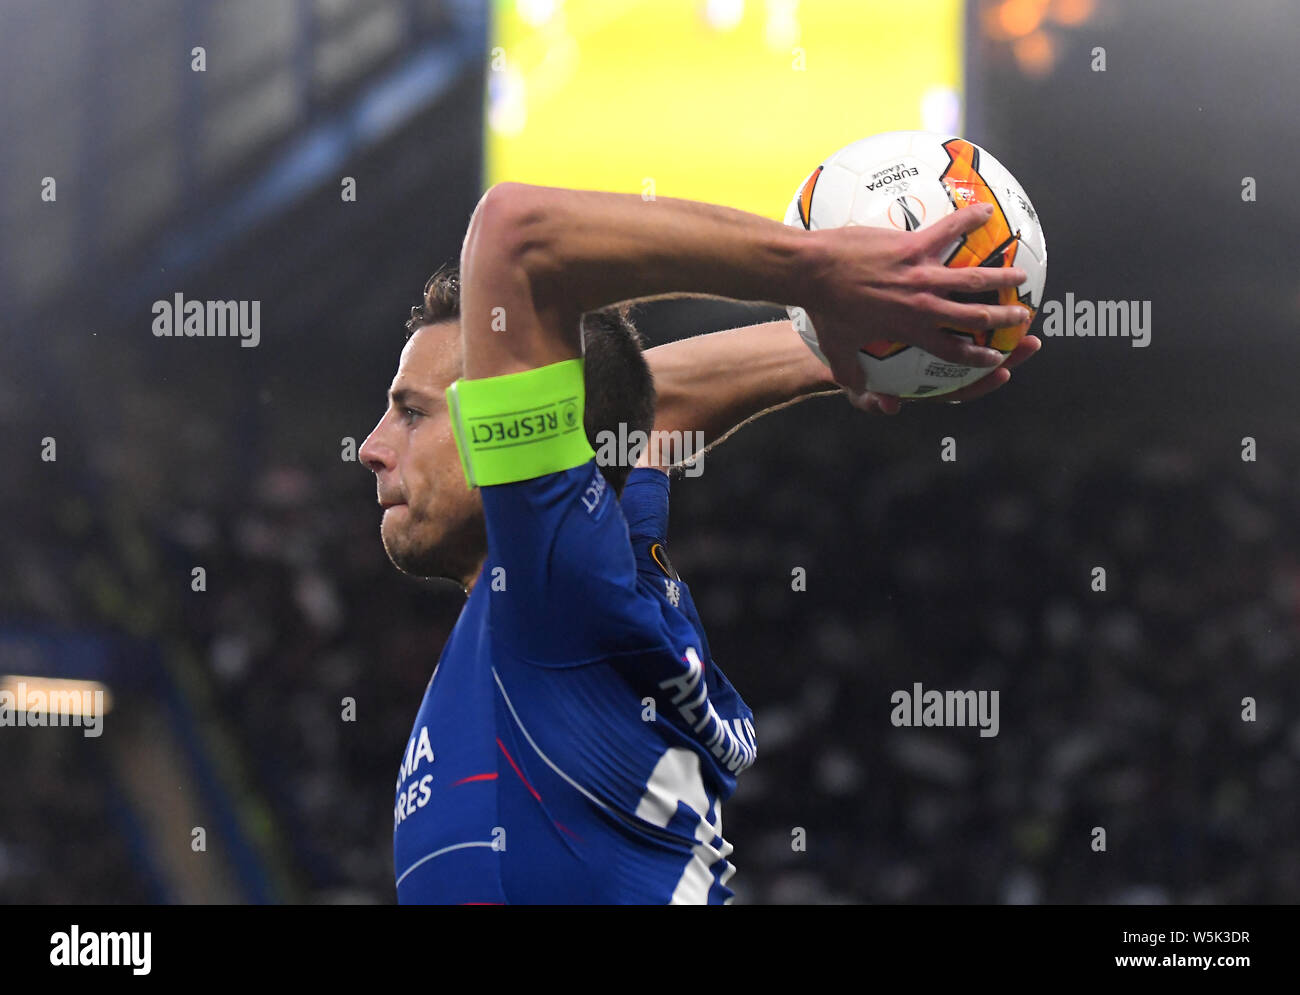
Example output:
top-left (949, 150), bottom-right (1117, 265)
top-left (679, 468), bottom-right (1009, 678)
top-left (702, 406), bottom-right (1300, 903)
top-left (4, 377), bottom-right (1298, 904)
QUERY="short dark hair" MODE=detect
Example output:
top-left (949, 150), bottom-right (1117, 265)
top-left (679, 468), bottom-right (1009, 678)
top-left (408, 263), bottom-right (656, 496)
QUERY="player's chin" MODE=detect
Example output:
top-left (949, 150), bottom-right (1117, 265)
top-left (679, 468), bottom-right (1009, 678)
top-left (383, 539), bottom-right (442, 579)
top-left (381, 520), bottom-right (462, 581)
top-left (381, 519), bottom-right (431, 575)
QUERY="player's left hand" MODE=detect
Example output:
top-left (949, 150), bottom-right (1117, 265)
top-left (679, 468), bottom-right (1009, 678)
top-left (847, 333), bottom-right (1041, 414)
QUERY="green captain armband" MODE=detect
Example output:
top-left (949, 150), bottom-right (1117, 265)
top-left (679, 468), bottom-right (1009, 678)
top-left (445, 358), bottom-right (596, 488)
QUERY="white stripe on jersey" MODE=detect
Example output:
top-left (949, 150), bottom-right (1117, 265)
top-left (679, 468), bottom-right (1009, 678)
top-left (396, 839), bottom-right (498, 889)
top-left (636, 746), bottom-right (735, 904)
top-left (492, 665), bottom-right (738, 901)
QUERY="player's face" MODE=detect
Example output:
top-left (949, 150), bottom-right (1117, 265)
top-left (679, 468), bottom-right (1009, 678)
top-left (359, 322), bottom-right (486, 587)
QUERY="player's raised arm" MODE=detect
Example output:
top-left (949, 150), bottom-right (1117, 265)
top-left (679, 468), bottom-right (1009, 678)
top-left (639, 320), bottom-right (838, 472)
top-left (457, 182), bottom-right (1032, 392)
top-left (457, 182), bottom-right (808, 380)
top-left (641, 319), bottom-right (1045, 463)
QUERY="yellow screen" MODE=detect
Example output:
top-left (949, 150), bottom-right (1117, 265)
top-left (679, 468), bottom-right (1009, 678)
top-left (486, 0), bottom-right (965, 218)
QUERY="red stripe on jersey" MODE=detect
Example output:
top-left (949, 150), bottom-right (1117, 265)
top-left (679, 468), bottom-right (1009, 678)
top-left (496, 738), bottom-right (584, 844)
top-left (451, 772), bottom-right (499, 787)
top-left (496, 737), bottom-right (542, 802)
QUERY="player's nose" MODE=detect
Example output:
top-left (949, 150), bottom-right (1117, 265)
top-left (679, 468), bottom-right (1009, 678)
top-left (359, 427), bottom-right (394, 475)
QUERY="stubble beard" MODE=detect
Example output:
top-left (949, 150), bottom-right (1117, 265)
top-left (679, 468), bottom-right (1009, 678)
top-left (380, 503), bottom-right (484, 588)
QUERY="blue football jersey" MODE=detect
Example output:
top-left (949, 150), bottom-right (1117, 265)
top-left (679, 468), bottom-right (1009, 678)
top-left (393, 463), bottom-right (756, 904)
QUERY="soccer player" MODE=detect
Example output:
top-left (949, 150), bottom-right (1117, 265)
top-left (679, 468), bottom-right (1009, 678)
top-left (360, 185), bottom-right (1038, 903)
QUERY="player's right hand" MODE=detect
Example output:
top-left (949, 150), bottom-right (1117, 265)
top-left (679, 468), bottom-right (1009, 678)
top-left (800, 203), bottom-right (1031, 396)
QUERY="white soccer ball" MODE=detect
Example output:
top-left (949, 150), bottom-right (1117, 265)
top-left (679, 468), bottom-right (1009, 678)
top-left (784, 130), bottom-right (1047, 398)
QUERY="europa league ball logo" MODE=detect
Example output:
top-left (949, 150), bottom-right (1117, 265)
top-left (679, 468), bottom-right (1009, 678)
top-left (887, 194), bottom-right (927, 231)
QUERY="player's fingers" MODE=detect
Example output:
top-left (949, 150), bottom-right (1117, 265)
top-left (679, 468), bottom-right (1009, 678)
top-left (940, 366), bottom-right (1011, 404)
top-left (929, 332), bottom-right (1037, 404)
top-left (918, 203), bottom-right (994, 256)
top-left (917, 263), bottom-right (1027, 294)
top-left (822, 341), bottom-right (867, 395)
top-left (850, 390), bottom-right (901, 414)
top-left (872, 392), bottom-right (901, 414)
top-left (999, 333), bottom-right (1041, 371)
top-left (923, 295), bottom-right (1032, 336)
top-left (908, 327), bottom-right (1004, 367)
top-left (846, 390), bottom-right (872, 412)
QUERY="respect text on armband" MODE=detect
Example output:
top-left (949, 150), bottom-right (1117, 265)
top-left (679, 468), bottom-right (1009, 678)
top-left (467, 399), bottom-right (579, 447)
